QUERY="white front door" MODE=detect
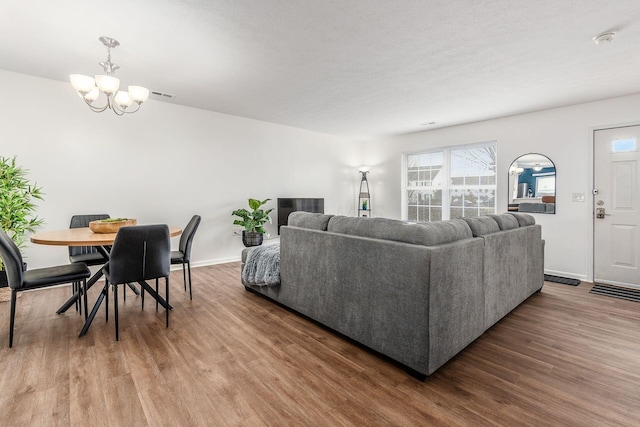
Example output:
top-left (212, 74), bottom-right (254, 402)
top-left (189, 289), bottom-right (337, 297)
top-left (594, 125), bottom-right (640, 288)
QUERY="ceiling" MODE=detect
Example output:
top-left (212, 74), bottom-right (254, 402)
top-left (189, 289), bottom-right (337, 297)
top-left (2, 1), bottom-right (640, 139)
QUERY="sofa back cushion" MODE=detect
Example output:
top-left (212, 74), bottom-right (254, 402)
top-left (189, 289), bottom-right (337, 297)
top-left (488, 214), bottom-right (520, 231)
top-left (462, 217), bottom-right (501, 237)
top-left (287, 211), bottom-right (334, 231)
top-left (327, 216), bottom-right (472, 246)
top-left (507, 212), bottom-right (536, 227)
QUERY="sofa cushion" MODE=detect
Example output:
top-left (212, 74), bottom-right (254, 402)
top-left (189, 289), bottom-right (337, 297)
top-left (327, 216), bottom-right (472, 246)
top-left (517, 203), bottom-right (547, 213)
top-left (461, 216), bottom-right (500, 237)
top-left (488, 214), bottom-right (520, 230)
top-left (287, 211), bottom-right (334, 231)
top-left (416, 219), bottom-right (474, 245)
top-left (507, 212), bottom-right (536, 226)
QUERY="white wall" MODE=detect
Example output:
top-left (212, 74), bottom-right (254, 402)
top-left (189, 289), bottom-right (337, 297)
top-left (0, 70), bottom-right (361, 269)
top-left (363, 94), bottom-right (640, 281)
top-left (4, 69), bottom-right (640, 281)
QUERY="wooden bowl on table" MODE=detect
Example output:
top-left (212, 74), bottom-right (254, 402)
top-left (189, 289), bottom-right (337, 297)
top-left (89, 218), bottom-right (137, 234)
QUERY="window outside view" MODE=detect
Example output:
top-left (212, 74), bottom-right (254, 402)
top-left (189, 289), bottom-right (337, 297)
top-left (405, 142), bottom-right (497, 222)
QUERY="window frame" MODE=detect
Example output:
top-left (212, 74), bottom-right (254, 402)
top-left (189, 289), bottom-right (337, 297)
top-left (402, 140), bottom-right (497, 222)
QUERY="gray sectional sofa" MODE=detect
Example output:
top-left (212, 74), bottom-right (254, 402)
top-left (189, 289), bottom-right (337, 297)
top-left (241, 212), bottom-right (544, 379)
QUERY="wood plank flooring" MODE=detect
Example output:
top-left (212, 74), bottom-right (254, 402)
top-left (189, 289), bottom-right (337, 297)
top-left (1, 262), bottom-right (639, 426)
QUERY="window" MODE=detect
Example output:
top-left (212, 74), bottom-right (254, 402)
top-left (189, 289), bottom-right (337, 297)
top-left (611, 138), bottom-right (637, 153)
top-left (535, 174), bottom-right (555, 196)
top-left (403, 142), bottom-right (497, 222)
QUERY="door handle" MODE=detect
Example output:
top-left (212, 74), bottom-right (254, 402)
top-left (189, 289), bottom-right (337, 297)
top-left (595, 207), bottom-right (611, 219)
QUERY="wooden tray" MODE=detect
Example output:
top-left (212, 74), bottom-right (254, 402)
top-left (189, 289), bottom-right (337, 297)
top-left (89, 219), bottom-right (137, 234)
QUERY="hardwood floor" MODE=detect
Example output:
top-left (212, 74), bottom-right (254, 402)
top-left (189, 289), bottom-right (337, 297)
top-left (1, 263), bottom-right (639, 426)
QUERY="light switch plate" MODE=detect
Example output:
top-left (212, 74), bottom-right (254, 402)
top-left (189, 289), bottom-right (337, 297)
top-left (572, 192), bottom-right (585, 202)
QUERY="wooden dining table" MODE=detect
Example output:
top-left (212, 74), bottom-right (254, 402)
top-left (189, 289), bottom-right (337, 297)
top-left (31, 225), bottom-right (182, 336)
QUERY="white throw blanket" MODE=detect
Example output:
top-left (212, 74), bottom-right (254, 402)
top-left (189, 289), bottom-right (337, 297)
top-left (242, 243), bottom-right (281, 286)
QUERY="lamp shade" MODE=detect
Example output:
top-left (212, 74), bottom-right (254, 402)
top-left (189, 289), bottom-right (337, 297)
top-left (128, 85), bottom-right (150, 104)
top-left (114, 91), bottom-right (133, 108)
top-left (95, 75), bottom-right (120, 95)
top-left (70, 74), bottom-right (96, 94)
top-left (84, 87), bottom-right (100, 102)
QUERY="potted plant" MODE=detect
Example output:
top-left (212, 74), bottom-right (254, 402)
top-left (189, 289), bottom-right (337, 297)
top-left (232, 198), bottom-right (273, 247)
top-left (0, 156), bottom-right (44, 287)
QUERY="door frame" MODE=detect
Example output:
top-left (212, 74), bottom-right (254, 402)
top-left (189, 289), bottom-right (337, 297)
top-left (590, 121), bottom-right (640, 286)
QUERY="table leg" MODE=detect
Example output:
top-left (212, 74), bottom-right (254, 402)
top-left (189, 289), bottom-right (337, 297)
top-left (57, 266), bottom-right (104, 314)
top-left (79, 283), bottom-right (108, 337)
top-left (127, 282), bottom-right (141, 295)
top-left (137, 280), bottom-right (173, 310)
top-left (57, 246), bottom-right (116, 314)
top-left (79, 279), bottom-right (172, 337)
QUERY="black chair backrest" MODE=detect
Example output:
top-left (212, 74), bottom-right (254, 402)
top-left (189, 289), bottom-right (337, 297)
top-left (108, 225), bottom-right (170, 284)
top-left (69, 214), bottom-right (110, 257)
top-left (0, 230), bottom-right (24, 289)
top-left (179, 215), bottom-right (201, 261)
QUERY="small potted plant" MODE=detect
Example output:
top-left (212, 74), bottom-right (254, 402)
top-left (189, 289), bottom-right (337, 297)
top-left (0, 156), bottom-right (45, 287)
top-left (232, 198), bottom-right (273, 247)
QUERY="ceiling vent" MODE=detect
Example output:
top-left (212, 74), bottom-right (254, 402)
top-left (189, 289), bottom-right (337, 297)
top-left (151, 91), bottom-right (176, 99)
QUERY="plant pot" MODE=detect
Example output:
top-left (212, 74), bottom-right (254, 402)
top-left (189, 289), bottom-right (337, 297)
top-left (242, 231), bottom-right (264, 247)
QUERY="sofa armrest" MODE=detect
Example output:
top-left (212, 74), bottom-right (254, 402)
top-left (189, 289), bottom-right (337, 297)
top-left (424, 238), bottom-right (485, 374)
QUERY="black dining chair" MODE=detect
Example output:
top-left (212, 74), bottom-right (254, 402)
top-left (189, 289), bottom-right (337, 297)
top-left (170, 215), bottom-right (201, 300)
top-left (102, 224), bottom-right (171, 341)
top-left (69, 214), bottom-right (110, 312)
top-left (68, 214), bottom-right (111, 265)
top-left (0, 229), bottom-right (91, 348)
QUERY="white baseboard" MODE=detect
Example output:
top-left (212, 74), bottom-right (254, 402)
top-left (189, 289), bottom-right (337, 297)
top-left (186, 257), bottom-right (240, 269)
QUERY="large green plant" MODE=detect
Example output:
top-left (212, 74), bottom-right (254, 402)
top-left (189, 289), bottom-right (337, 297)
top-left (232, 198), bottom-right (273, 235)
top-left (0, 156), bottom-right (44, 269)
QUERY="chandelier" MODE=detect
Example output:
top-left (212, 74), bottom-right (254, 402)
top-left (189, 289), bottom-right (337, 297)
top-left (69, 37), bottom-right (149, 116)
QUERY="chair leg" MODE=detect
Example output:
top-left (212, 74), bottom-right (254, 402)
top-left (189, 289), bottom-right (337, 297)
top-left (78, 281), bottom-right (83, 316)
top-left (182, 263), bottom-right (187, 291)
top-left (187, 261), bottom-right (193, 300)
top-left (155, 278), bottom-right (159, 312)
top-left (9, 289), bottom-right (17, 348)
top-left (83, 278), bottom-right (88, 321)
top-left (123, 283), bottom-right (126, 302)
top-left (165, 277), bottom-right (169, 328)
top-left (114, 283), bottom-right (119, 341)
top-left (105, 280), bottom-right (109, 323)
top-left (141, 284), bottom-right (145, 310)
top-left (74, 281), bottom-right (77, 311)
